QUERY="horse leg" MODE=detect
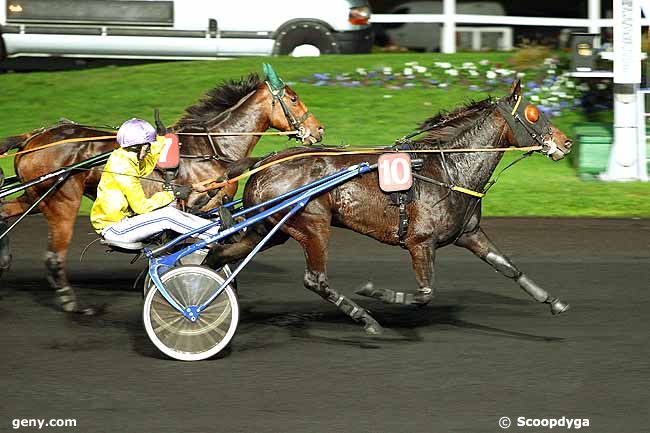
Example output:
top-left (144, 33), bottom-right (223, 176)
top-left (455, 227), bottom-right (569, 314)
top-left (39, 186), bottom-right (97, 315)
top-left (296, 222), bottom-right (383, 335)
top-left (356, 240), bottom-right (436, 306)
top-left (0, 196), bottom-right (35, 275)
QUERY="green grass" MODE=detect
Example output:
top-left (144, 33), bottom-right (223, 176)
top-left (1, 52), bottom-right (648, 217)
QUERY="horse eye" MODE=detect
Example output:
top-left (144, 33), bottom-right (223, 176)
top-left (290, 95), bottom-right (298, 103)
top-left (524, 104), bottom-right (539, 123)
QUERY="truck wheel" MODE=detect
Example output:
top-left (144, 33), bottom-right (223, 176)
top-left (275, 22), bottom-right (338, 55)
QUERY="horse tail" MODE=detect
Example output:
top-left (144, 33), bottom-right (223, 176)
top-left (0, 133), bottom-right (31, 155)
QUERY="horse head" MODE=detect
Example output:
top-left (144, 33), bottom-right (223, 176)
top-left (498, 79), bottom-right (573, 161)
top-left (262, 63), bottom-right (324, 145)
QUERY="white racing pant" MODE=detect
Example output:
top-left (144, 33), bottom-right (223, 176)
top-left (102, 206), bottom-right (220, 243)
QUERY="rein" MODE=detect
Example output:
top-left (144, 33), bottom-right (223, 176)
top-left (193, 145), bottom-right (542, 192)
top-left (0, 130), bottom-right (300, 160)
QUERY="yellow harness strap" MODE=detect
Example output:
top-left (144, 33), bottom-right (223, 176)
top-left (451, 186), bottom-right (485, 198)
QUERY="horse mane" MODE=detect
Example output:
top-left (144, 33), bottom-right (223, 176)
top-left (413, 97), bottom-right (496, 148)
top-left (176, 73), bottom-right (262, 128)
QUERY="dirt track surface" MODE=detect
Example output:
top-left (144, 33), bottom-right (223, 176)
top-left (0, 217), bottom-right (648, 433)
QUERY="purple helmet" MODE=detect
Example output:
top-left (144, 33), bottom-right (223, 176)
top-left (116, 118), bottom-right (157, 148)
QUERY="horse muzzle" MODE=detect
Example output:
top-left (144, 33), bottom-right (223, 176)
top-left (543, 139), bottom-right (572, 161)
top-left (298, 127), bottom-right (322, 145)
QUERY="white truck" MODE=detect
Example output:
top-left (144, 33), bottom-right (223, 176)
top-left (0, 0), bottom-right (372, 59)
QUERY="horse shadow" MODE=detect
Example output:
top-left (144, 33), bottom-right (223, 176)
top-left (30, 281), bottom-right (565, 360)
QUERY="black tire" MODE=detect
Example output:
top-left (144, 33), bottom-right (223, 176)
top-left (274, 21), bottom-right (339, 55)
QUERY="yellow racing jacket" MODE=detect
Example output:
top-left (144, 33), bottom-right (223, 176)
top-left (91, 137), bottom-right (174, 233)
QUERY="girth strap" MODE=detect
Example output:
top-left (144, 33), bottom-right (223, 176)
top-left (397, 193), bottom-right (409, 248)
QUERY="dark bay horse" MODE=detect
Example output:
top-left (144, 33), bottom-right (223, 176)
top-left (0, 69), bottom-right (323, 314)
top-left (208, 80), bottom-right (572, 334)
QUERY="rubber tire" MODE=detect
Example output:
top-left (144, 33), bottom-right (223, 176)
top-left (143, 265), bottom-right (239, 361)
top-left (275, 22), bottom-right (338, 55)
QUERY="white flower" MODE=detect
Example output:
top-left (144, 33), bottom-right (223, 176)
top-left (547, 69), bottom-right (556, 75)
top-left (530, 95), bottom-right (540, 102)
top-left (383, 94), bottom-right (394, 98)
top-left (404, 61), bottom-right (419, 66)
top-left (517, 72), bottom-right (526, 78)
top-left (383, 67), bottom-right (393, 75)
top-left (438, 83), bottom-right (448, 88)
top-left (486, 70), bottom-right (497, 79)
top-left (495, 68), bottom-right (513, 76)
top-left (355, 67), bottom-right (367, 75)
top-left (565, 81), bottom-right (575, 88)
top-left (434, 62), bottom-right (452, 69)
top-left (445, 69), bottom-right (459, 76)
top-left (479, 59), bottom-right (490, 65)
top-left (469, 70), bottom-right (479, 77)
top-left (404, 67), bottom-right (414, 76)
top-left (414, 65), bottom-right (428, 73)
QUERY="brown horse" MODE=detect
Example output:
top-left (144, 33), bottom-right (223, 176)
top-left (207, 80), bottom-right (572, 334)
top-left (0, 70), bottom-right (323, 314)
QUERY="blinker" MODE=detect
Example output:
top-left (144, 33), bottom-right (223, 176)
top-left (524, 105), bottom-right (539, 124)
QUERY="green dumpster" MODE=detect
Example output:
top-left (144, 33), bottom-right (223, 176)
top-left (572, 123), bottom-right (650, 177)
top-left (572, 123), bottom-right (613, 176)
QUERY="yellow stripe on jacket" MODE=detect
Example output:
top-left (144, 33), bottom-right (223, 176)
top-left (91, 138), bottom-right (174, 233)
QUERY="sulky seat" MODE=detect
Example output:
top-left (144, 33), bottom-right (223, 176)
top-left (100, 239), bottom-right (145, 253)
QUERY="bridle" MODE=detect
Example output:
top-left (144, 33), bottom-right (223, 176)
top-left (495, 93), bottom-right (561, 157)
top-left (265, 81), bottom-right (313, 140)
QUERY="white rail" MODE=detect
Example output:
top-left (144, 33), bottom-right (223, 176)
top-left (371, 14), bottom-right (650, 53)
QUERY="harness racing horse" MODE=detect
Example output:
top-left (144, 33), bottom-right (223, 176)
top-left (207, 80), bottom-right (572, 335)
top-left (0, 65), bottom-right (323, 314)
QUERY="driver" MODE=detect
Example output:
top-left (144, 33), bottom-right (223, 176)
top-left (91, 118), bottom-right (220, 244)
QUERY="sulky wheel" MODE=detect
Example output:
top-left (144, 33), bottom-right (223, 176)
top-left (143, 265), bottom-right (239, 361)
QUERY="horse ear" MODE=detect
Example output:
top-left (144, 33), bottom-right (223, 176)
top-left (509, 79), bottom-right (522, 102)
top-left (264, 63), bottom-right (284, 91)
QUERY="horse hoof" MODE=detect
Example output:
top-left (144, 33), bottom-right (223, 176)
top-left (413, 292), bottom-right (434, 306)
top-left (364, 322), bottom-right (384, 336)
top-left (361, 314), bottom-right (384, 336)
top-left (549, 298), bottom-right (570, 315)
top-left (0, 254), bottom-right (12, 273)
top-left (55, 287), bottom-right (106, 316)
top-left (76, 304), bottom-right (106, 316)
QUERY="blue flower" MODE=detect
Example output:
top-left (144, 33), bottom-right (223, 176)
top-left (313, 73), bottom-right (330, 80)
